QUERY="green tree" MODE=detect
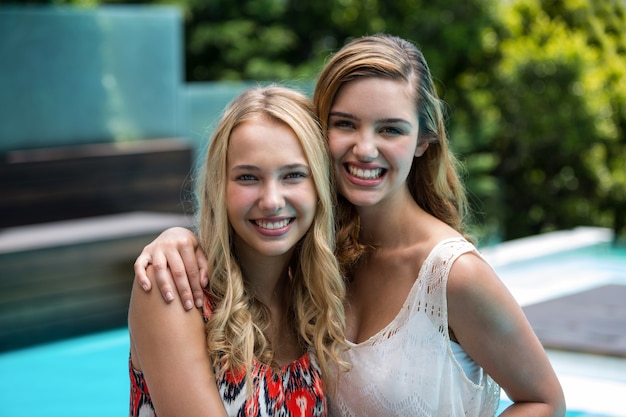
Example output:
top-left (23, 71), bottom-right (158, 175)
top-left (485, 0), bottom-right (626, 241)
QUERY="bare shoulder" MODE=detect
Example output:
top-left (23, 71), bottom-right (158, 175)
top-left (445, 249), bottom-right (509, 311)
top-left (128, 267), bottom-right (207, 367)
top-left (128, 271), bottom-right (225, 415)
top-left (448, 245), bottom-right (496, 282)
top-left (446, 246), bottom-right (566, 415)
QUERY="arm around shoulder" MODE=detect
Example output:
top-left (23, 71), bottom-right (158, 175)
top-left (134, 226), bottom-right (208, 310)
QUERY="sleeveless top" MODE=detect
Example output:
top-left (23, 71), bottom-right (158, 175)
top-left (328, 238), bottom-right (501, 417)
top-left (129, 290), bottom-right (327, 417)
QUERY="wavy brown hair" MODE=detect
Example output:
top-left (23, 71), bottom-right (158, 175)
top-left (195, 85), bottom-right (348, 392)
top-left (313, 34), bottom-right (471, 273)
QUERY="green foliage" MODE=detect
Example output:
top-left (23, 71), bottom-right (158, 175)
top-left (485, 0), bottom-right (626, 240)
top-left (153, 0), bottom-right (501, 88)
top-left (28, 0), bottom-right (626, 242)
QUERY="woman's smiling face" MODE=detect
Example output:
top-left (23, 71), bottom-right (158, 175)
top-left (226, 115), bottom-right (317, 258)
top-left (327, 77), bottom-right (428, 209)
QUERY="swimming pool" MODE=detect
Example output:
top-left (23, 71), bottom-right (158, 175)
top-left (0, 227), bottom-right (624, 416)
top-left (0, 327), bottom-right (129, 416)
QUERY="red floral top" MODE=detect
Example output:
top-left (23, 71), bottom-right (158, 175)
top-left (129, 291), bottom-right (327, 417)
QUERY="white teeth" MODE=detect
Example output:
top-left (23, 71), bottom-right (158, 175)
top-left (256, 219), bottom-right (290, 230)
top-left (348, 165), bottom-right (383, 179)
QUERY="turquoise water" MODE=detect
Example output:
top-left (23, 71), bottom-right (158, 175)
top-left (494, 241), bottom-right (626, 278)
top-left (0, 241), bottom-right (624, 416)
top-left (0, 327), bottom-right (129, 416)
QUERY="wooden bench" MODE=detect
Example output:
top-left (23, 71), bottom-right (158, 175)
top-left (0, 139), bottom-right (195, 351)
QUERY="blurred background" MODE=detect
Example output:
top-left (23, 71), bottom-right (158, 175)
top-left (0, 0), bottom-right (625, 415)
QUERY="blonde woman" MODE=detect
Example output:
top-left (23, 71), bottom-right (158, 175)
top-left (128, 85), bottom-right (347, 416)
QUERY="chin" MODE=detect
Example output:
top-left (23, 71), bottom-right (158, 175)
top-left (341, 192), bottom-right (381, 208)
top-left (255, 243), bottom-right (298, 257)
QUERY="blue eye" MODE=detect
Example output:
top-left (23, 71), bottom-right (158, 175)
top-left (284, 171), bottom-right (308, 182)
top-left (237, 174), bottom-right (257, 182)
top-left (332, 120), bottom-right (355, 129)
top-left (381, 126), bottom-right (403, 135)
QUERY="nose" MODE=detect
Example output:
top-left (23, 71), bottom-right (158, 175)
top-left (258, 181), bottom-right (285, 214)
top-left (352, 131), bottom-right (378, 162)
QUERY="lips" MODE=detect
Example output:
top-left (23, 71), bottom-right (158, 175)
top-left (343, 163), bottom-right (386, 185)
top-left (346, 164), bottom-right (384, 180)
top-left (254, 218), bottom-right (292, 230)
top-left (251, 218), bottom-right (295, 236)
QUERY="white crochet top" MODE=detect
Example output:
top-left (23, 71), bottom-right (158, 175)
top-left (329, 238), bottom-right (501, 417)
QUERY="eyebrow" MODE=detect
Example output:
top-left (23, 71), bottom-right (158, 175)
top-left (329, 111), bottom-right (359, 120)
top-left (231, 164), bottom-right (259, 171)
top-left (231, 163), bottom-right (310, 172)
top-left (329, 111), bottom-right (413, 127)
top-left (279, 163), bottom-right (310, 173)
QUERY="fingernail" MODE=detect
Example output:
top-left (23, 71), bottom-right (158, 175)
top-left (195, 298), bottom-right (203, 308)
top-left (185, 300), bottom-right (193, 310)
top-left (165, 292), bottom-right (174, 302)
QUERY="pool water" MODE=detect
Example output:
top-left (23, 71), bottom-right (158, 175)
top-left (1, 228), bottom-right (624, 416)
top-left (0, 327), bottom-right (129, 416)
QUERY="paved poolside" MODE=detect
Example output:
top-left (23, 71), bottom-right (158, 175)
top-left (482, 227), bottom-right (626, 416)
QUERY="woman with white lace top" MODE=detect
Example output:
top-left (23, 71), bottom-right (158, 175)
top-left (134, 34), bottom-right (566, 416)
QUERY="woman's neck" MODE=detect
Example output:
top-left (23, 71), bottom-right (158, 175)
top-left (237, 247), bottom-right (294, 308)
top-left (236, 244), bottom-right (302, 365)
top-left (356, 191), bottom-right (426, 248)
top-left (356, 195), bottom-right (460, 254)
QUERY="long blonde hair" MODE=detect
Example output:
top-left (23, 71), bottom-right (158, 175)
top-left (313, 34), bottom-right (471, 273)
top-left (195, 85), bottom-right (347, 390)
